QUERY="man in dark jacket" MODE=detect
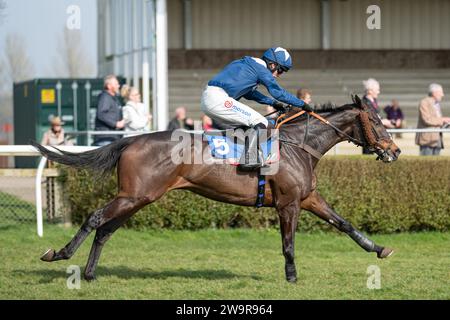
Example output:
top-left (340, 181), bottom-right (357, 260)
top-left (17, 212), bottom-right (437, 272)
top-left (167, 107), bottom-right (194, 131)
top-left (94, 75), bottom-right (125, 146)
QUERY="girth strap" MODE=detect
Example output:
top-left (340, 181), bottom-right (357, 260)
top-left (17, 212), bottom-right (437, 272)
top-left (279, 138), bottom-right (323, 159)
top-left (255, 170), bottom-right (266, 208)
top-left (300, 143), bottom-right (323, 159)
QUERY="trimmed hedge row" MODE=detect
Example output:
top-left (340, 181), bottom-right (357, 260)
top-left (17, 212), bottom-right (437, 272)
top-left (58, 156), bottom-right (450, 233)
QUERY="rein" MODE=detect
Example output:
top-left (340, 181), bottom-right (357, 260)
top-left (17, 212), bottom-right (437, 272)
top-left (275, 110), bottom-right (305, 129)
top-left (310, 111), bottom-right (365, 146)
top-left (268, 108), bottom-right (366, 159)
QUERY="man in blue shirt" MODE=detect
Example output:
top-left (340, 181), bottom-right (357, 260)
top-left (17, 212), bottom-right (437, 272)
top-left (201, 47), bottom-right (312, 169)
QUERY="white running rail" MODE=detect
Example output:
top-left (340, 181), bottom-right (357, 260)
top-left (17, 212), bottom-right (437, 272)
top-left (0, 145), bottom-right (98, 237)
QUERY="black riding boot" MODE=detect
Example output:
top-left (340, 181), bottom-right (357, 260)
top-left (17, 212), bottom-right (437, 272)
top-left (239, 124), bottom-right (266, 170)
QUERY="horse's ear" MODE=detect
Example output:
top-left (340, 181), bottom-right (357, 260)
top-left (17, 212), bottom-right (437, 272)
top-left (351, 94), bottom-right (356, 104)
top-left (354, 94), bottom-right (362, 108)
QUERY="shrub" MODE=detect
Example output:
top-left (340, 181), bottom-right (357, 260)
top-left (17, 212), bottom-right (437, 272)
top-left (58, 156), bottom-right (450, 233)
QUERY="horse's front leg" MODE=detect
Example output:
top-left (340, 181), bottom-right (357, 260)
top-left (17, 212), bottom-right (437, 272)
top-left (301, 190), bottom-right (393, 258)
top-left (277, 201), bottom-right (300, 283)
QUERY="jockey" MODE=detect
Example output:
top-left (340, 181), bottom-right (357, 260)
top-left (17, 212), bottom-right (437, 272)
top-left (201, 46), bottom-right (313, 170)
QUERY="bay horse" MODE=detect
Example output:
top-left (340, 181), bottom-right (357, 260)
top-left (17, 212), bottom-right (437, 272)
top-left (33, 95), bottom-right (401, 283)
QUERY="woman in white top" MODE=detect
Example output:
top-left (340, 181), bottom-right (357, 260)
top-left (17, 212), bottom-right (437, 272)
top-left (120, 85), bottom-right (152, 136)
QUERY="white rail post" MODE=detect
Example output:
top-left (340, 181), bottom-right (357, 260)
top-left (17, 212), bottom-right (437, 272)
top-left (35, 156), bottom-right (47, 237)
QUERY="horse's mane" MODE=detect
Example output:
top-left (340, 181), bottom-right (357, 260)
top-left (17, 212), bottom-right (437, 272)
top-left (313, 103), bottom-right (357, 113)
top-left (277, 103), bottom-right (357, 124)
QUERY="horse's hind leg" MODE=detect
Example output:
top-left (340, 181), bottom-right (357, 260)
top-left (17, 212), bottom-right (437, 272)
top-left (301, 191), bottom-right (393, 258)
top-left (40, 204), bottom-right (111, 262)
top-left (40, 196), bottom-right (147, 263)
top-left (83, 196), bottom-right (150, 280)
top-left (83, 217), bottom-right (127, 281)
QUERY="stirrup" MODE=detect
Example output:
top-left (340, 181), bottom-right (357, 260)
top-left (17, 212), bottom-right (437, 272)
top-left (239, 162), bottom-right (263, 170)
top-left (238, 150), bottom-right (267, 170)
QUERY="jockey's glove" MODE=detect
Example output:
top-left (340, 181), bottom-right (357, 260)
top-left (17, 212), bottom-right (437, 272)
top-left (272, 101), bottom-right (287, 111)
top-left (302, 102), bottom-right (314, 112)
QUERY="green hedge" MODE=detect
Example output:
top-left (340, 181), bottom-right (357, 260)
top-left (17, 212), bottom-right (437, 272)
top-left (58, 156), bottom-right (450, 233)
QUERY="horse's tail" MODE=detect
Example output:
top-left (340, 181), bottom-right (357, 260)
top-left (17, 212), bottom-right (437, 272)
top-left (30, 137), bottom-right (138, 177)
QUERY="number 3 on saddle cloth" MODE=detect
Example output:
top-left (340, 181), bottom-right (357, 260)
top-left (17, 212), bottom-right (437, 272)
top-left (204, 130), bottom-right (280, 166)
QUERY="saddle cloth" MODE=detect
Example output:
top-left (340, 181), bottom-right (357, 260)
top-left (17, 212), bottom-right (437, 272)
top-left (204, 130), bottom-right (280, 166)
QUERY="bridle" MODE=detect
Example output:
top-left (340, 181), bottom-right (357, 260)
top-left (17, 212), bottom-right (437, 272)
top-left (267, 104), bottom-right (392, 159)
top-left (358, 107), bottom-right (395, 160)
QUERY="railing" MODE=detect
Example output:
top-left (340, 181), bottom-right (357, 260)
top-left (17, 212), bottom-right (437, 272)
top-left (386, 128), bottom-right (450, 133)
top-left (65, 130), bottom-right (152, 146)
top-left (331, 128), bottom-right (450, 155)
top-left (66, 128), bottom-right (450, 136)
top-left (0, 145), bottom-right (96, 237)
top-left (65, 128), bottom-right (450, 144)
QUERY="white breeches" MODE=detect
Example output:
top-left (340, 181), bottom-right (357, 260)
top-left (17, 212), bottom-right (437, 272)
top-left (200, 86), bottom-right (268, 128)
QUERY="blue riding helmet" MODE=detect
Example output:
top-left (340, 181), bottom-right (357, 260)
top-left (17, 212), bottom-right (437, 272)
top-left (262, 47), bottom-right (293, 72)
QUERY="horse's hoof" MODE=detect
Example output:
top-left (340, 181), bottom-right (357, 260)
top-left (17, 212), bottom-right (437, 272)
top-left (377, 247), bottom-right (394, 259)
top-left (40, 249), bottom-right (55, 262)
top-left (84, 274), bottom-right (97, 282)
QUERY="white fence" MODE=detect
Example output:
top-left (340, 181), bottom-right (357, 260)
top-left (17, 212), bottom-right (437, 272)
top-left (332, 128), bottom-right (450, 156)
top-left (0, 146), bottom-right (95, 237)
top-left (66, 128), bottom-right (450, 146)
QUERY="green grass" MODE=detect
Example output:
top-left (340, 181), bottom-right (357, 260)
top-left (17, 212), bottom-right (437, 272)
top-left (0, 224), bottom-right (449, 299)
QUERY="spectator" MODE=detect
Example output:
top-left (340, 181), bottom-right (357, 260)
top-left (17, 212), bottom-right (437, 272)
top-left (362, 78), bottom-right (393, 154)
top-left (384, 99), bottom-right (404, 128)
top-left (168, 107), bottom-right (194, 131)
top-left (296, 88), bottom-right (312, 105)
top-left (121, 85), bottom-right (152, 136)
top-left (41, 116), bottom-right (73, 146)
top-left (362, 78), bottom-right (382, 115)
top-left (94, 75), bottom-right (125, 146)
top-left (202, 115), bottom-right (213, 131)
top-left (384, 99), bottom-right (405, 138)
top-left (415, 83), bottom-right (450, 156)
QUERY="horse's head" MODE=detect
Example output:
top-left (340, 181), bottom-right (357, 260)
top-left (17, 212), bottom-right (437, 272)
top-left (352, 95), bottom-right (401, 162)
